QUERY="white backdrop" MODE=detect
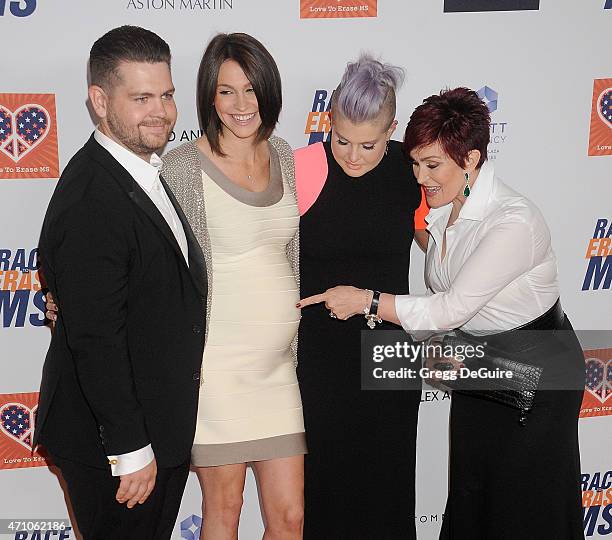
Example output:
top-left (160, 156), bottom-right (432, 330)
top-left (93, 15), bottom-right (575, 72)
top-left (1, 1), bottom-right (611, 538)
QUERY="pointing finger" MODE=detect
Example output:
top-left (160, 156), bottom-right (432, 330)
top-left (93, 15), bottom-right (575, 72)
top-left (296, 294), bottom-right (327, 308)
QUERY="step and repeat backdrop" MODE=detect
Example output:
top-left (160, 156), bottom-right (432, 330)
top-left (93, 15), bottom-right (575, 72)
top-left (1, 1), bottom-right (611, 538)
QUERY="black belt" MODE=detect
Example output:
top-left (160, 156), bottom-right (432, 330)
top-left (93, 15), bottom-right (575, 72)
top-left (458, 298), bottom-right (565, 353)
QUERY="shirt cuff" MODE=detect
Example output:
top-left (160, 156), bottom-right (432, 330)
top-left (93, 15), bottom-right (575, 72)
top-left (107, 444), bottom-right (154, 476)
top-left (394, 294), bottom-right (436, 341)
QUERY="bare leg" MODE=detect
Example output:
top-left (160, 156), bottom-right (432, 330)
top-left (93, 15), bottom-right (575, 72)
top-left (196, 463), bottom-right (247, 540)
top-left (253, 455), bottom-right (304, 540)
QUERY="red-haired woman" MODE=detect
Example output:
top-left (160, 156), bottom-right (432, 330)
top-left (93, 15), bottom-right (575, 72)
top-left (299, 87), bottom-right (584, 539)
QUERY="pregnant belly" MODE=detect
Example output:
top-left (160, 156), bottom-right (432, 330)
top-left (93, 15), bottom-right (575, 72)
top-left (208, 262), bottom-right (300, 351)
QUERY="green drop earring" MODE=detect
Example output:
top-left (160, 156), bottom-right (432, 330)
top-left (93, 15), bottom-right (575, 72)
top-left (463, 172), bottom-right (471, 197)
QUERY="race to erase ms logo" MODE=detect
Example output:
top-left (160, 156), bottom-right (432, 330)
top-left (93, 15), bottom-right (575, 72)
top-left (0, 94), bottom-right (59, 179)
top-left (582, 218), bottom-right (612, 291)
top-left (588, 79), bottom-right (612, 157)
top-left (582, 471), bottom-right (612, 536)
top-left (304, 89), bottom-right (332, 145)
top-left (0, 248), bottom-right (46, 328)
top-left (444, 0), bottom-right (539, 12)
top-left (0, 0), bottom-right (36, 17)
top-left (300, 0), bottom-right (377, 19)
top-left (477, 86), bottom-right (508, 161)
top-left (0, 392), bottom-right (48, 471)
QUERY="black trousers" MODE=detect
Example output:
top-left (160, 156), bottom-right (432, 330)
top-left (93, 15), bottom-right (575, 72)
top-left (49, 453), bottom-right (190, 540)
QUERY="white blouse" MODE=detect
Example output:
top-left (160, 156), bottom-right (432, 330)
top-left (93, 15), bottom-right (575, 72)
top-left (395, 160), bottom-right (559, 337)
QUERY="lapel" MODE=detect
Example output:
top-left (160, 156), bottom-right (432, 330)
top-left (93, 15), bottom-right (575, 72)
top-left (160, 175), bottom-right (208, 297)
top-left (84, 135), bottom-right (207, 297)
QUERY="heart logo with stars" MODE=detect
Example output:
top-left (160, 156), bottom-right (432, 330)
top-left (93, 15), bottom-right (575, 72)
top-left (0, 104), bottom-right (51, 163)
top-left (585, 357), bottom-right (612, 404)
top-left (0, 402), bottom-right (37, 451)
top-left (597, 88), bottom-right (612, 129)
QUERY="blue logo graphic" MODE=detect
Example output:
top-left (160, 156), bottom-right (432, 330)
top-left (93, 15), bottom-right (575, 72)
top-left (605, 0), bottom-right (612, 9)
top-left (180, 515), bottom-right (202, 540)
top-left (476, 86), bottom-right (507, 160)
top-left (0, 0), bottom-right (37, 17)
top-left (477, 86), bottom-right (498, 113)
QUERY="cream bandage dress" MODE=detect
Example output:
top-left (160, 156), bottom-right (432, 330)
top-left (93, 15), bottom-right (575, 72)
top-left (190, 143), bottom-right (306, 466)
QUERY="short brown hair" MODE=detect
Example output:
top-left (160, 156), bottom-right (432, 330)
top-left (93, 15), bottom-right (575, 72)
top-left (404, 87), bottom-right (490, 169)
top-left (89, 26), bottom-right (171, 90)
top-left (196, 33), bottom-right (282, 156)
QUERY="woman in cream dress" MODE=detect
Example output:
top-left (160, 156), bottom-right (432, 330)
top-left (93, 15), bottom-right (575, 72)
top-left (163, 33), bottom-right (306, 539)
top-left (189, 142), bottom-right (304, 465)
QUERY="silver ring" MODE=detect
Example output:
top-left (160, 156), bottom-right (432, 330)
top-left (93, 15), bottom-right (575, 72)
top-left (329, 311), bottom-right (337, 318)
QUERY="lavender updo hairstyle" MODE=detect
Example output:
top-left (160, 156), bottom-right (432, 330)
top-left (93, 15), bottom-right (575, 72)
top-left (331, 53), bottom-right (404, 128)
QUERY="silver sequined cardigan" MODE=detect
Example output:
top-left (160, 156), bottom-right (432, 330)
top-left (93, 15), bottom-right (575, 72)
top-left (161, 136), bottom-right (300, 364)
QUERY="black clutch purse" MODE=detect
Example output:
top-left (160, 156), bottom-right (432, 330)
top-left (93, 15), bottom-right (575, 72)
top-left (428, 333), bottom-right (543, 426)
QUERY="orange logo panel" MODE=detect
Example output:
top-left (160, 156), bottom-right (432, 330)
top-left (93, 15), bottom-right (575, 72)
top-left (588, 79), bottom-right (612, 157)
top-left (0, 93), bottom-right (59, 179)
top-left (301, 0), bottom-right (377, 18)
top-left (580, 348), bottom-right (612, 418)
top-left (0, 392), bottom-right (49, 470)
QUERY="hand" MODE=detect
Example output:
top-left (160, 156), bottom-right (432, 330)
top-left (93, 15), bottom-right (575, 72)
top-left (116, 457), bottom-right (157, 509)
top-left (424, 338), bottom-right (464, 385)
top-left (425, 352), bottom-right (464, 375)
top-left (43, 291), bottom-right (58, 322)
top-left (297, 286), bottom-right (372, 320)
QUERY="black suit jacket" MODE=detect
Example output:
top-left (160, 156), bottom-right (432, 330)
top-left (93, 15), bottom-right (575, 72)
top-left (34, 134), bottom-right (207, 469)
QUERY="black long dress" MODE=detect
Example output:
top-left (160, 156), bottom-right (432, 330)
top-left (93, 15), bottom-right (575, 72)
top-left (297, 140), bottom-right (422, 539)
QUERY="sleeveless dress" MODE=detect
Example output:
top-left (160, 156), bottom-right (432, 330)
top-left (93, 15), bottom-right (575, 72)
top-left (296, 140), bottom-right (424, 539)
top-left (190, 143), bottom-right (307, 466)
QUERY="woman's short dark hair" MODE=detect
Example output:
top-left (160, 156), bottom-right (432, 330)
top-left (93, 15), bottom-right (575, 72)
top-left (196, 33), bottom-right (282, 155)
top-left (89, 25), bottom-right (171, 90)
top-left (404, 87), bottom-right (490, 169)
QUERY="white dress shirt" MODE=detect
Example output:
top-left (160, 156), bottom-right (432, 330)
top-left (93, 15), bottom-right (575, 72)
top-left (94, 129), bottom-right (189, 265)
top-left (94, 129), bottom-right (189, 475)
top-left (395, 160), bottom-right (559, 337)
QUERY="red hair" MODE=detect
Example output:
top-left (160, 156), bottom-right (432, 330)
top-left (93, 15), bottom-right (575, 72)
top-left (404, 87), bottom-right (490, 168)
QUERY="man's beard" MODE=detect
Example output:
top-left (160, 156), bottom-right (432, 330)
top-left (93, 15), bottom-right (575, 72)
top-left (106, 108), bottom-right (171, 156)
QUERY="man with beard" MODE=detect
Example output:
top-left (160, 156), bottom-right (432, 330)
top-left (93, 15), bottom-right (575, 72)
top-left (34, 26), bottom-right (207, 539)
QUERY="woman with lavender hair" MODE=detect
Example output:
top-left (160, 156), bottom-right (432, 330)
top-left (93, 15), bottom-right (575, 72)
top-left (295, 54), bottom-right (427, 538)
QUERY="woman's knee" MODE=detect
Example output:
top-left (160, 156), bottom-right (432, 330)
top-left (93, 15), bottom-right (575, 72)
top-left (268, 501), bottom-right (304, 532)
top-left (204, 490), bottom-right (244, 519)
